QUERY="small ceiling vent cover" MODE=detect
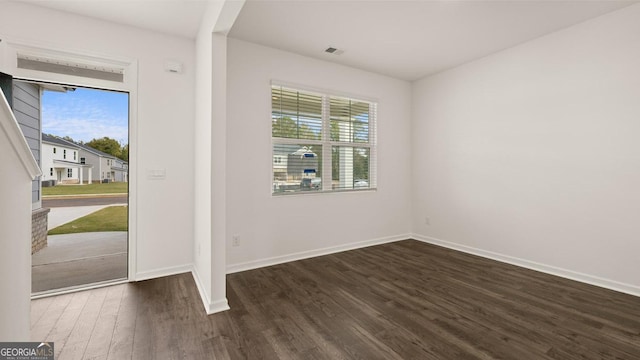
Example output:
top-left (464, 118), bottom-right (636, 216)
top-left (325, 47), bottom-right (343, 55)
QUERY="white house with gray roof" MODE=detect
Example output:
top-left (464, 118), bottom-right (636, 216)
top-left (77, 143), bottom-right (127, 183)
top-left (41, 133), bottom-right (93, 184)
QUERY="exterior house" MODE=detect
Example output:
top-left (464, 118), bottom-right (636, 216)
top-left (286, 146), bottom-right (318, 180)
top-left (272, 145), bottom-right (319, 192)
top-left (272, 151), bottom-right (288, 181)
top-left (4, 77), bottom-right (76, 256)
top-left (111, 158), bottom-right (129, 182)
top-left (9, 80), bottom-right (42, 208)
top-left (41, 134), bottom-right (92, 185)
top-left (77, 143), bottom-right (127, 183)
top-left (273, 145), bottom-right (318, 182)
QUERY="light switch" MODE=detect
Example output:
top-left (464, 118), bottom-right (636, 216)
top-left (165, 60), bottom-right (183, 74)
top-left (147, 168), bottom-right (166, 180)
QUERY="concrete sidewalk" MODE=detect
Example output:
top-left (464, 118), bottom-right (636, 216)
top-left (32, 232), bottom-right (127, 293)
top-left (47, 204), bottom-right (126, 230)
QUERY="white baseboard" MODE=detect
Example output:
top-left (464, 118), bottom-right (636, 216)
top-left (190, 266), bottom-right (230, 315)
top-left (411, 233), bottom-right (640, 298)
top-left (208, 298), bottom-right (230, 314)
top-left (190, 265), bottom-right (211, 313)
top-left (226, 234), bottom-right (410, 274)
top-left (135, 264), bottom-right (229, 315)
top-left (134, 264), bottom-right (192, 282)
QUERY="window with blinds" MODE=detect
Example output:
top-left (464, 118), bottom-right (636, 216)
top-left (272, 84), bottom-right (376, 195)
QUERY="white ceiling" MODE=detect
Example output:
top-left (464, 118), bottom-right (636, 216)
top-left (229, 0), bottom-right (636, 80)
top-left (11, 0), bottom-right (209, 39)
top-left (11, 0), bottom-right (637, 80)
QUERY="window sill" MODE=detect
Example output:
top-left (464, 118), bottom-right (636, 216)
top-left (272, 188), bottom-right (377, 197)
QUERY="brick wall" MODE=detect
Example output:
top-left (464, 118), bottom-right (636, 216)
top-left (32, 208), bottom-right (50, 254)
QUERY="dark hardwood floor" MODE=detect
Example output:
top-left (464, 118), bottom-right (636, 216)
top-left (31, 240), bottom-right (640, 359)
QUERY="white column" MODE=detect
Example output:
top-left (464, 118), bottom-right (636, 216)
top-left (79, 166), bottom-right (83, 184)
top-left (88, 166), bottom-right (92, 184)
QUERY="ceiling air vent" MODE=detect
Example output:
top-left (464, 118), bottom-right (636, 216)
top-left (324, 47), bottom-right (343, 55)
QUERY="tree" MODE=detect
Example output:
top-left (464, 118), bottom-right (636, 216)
top-left (120, 144), bottom-right (129, 162)
top-left (62, 135), bottom-right (79, 144)
top-left (86, 137), bottom-right (122, 159)
top-left (272, 116), bottom-right (320, 140)
top-left (353, 149), bottom-right (369, 180)
top-left (330, 112), bottom-right (369, 182)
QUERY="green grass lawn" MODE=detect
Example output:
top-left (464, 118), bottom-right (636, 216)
top-left (48, 206), bottom-right (128, 235)
top-left (42, 182), bottom-right (128, 196)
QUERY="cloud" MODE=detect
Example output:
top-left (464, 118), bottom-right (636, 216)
top-left (43, 117), bottom-right (128, 144)
top-left (41, 88), bottom-right (128, 143)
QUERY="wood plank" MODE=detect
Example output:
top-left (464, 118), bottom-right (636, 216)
top-left (30, 292), bottom-right (74, 341)
top-left (46, 291), bottom-right (91, 346)
top-left (83, 285), bottom-right (124, 358)
top-left (30, 240), bottom-right (640, 359)
top-left (59, 287), bottom-right (109, 359)
top-left (30, 296), bottom-right (55, 328)
top-left (106, 285), bottom-right (137, 360)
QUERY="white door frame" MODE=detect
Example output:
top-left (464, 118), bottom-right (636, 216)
top-left (0, 38), bottom-right (139, 283)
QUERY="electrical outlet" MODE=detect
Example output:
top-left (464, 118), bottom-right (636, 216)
top-left (424, 216), bottom-right (430, 226)
top-left (232, 235), bottom-right (240, 247)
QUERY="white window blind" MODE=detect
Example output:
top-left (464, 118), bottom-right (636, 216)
top-left (271, 84), bottom-right (376, 195)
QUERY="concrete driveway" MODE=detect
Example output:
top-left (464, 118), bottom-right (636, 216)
top-left (47, 205), bottom-right (110, 230)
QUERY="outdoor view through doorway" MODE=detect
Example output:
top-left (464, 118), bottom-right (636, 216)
top-left (23, 80), bottom-right (130, 294)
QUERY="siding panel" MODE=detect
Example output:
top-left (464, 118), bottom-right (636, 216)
top-left (19, 123), bottom-right (39, 142)
top-left (25, 137), bottom-right (40, 152)
top-left (13, 86), bottom-right (40, 116)
top-left (13, 81), bottom-right (41, 207)
top-left (13, 100), bottom-right (39, 128)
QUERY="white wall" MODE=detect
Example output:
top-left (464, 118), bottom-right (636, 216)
top-left (226, 39), bottom-right (412, 270)
top-left (0, 91), bottom-right (38, 341)
top-left (0, 148), bottom-right (32, 341)
top-left (193, 5), bottom-right (216, 312)
top-left (210, 33), bottom-right (229, 309)
top-left (194, 1), bottom-right (240, 314)
top-left (411, 4), bottom-right (640, 294)
top-left (0, 2), bottom-right (196, 278)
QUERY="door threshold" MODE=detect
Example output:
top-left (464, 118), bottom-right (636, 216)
top-left (31, 278), bottom-right (128, 299)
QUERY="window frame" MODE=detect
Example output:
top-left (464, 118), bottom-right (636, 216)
top-left (271, 82), bottom-right (377, 196)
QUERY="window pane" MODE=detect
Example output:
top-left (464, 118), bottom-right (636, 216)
top-left (330, 97), bottom-right (370, 143)
top-left (272, 86), bottom-right (322, 140)
top-left (331, 146), bottom-right (370, 190)
top-left (273, 143), bottom-right (322, 194)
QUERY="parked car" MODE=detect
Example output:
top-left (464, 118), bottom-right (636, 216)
top-left (300, 178), bottom-right (321, 190)
top-left (354, 179), bottom-right (369, 188)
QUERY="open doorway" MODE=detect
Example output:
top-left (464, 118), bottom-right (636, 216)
top-left (12, 79), bottom-right (130, 294)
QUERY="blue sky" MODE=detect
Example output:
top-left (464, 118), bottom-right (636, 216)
top-left (42, 87), bottom-right (128, 144)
